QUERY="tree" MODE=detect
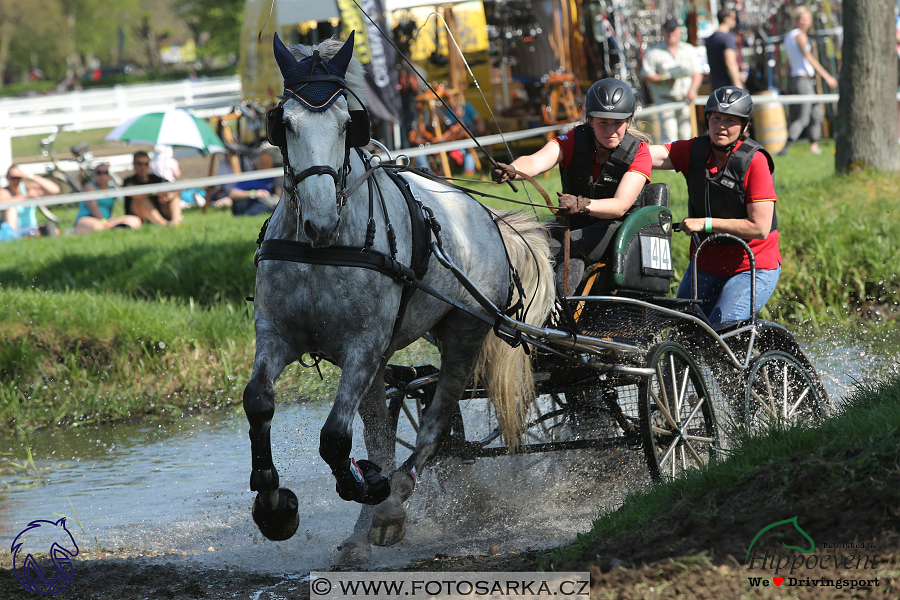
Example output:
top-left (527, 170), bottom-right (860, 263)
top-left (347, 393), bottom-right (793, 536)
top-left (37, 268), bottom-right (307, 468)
top-left (0, 1), bottom-right (68, 85)
top-left (177, 0), bottom-right (243, 62)
top-left (834, 0), bottom-right (900, 172)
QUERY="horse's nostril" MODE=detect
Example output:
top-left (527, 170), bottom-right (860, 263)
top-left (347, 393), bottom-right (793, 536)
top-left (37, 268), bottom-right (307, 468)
top-left (303, 220), bottom-right (318, 241)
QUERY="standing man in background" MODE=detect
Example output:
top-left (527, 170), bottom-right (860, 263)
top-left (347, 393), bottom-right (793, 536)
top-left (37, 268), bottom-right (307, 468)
top-left (642, 17), bottom-right (703, 143)
top-left (705, 8), bottom-right (745, 90)
top-left (779, 6), bottom-right (838, 156)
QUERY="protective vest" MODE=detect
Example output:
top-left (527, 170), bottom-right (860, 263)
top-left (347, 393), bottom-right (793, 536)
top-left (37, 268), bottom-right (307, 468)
top-left (559, 125), bottom-right (642, 229)
top-left (686, 135), bottom-right (777, 235)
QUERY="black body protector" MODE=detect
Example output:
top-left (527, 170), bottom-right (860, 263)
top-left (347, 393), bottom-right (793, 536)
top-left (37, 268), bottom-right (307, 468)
top-left (559, 124), bottom-right (643, 230)
top-left (686, 135), bottom-right (777, 240)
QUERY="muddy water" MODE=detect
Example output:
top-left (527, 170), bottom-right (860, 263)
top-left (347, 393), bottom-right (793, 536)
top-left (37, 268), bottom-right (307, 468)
top-left (1, 328), bottom-right (897, 574)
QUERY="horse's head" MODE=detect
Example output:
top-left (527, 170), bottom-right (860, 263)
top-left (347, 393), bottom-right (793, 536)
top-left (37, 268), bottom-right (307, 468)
top-left (269, 32), bottom-right (369, 247)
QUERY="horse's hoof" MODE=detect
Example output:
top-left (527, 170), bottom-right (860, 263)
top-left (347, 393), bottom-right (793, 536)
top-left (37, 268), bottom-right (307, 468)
top-left (252, 488), bottom-right (299, 541)
top-left (335, 459), bottom-right (391, 505)
top-left (369, 497), bottom-right (406, 546)
top-left (337, 540), bottom-right (372, 566)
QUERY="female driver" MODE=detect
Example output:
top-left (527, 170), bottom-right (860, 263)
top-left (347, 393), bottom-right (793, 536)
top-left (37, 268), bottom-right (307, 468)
top-left (492, 78), bottom-right (652, 294)
top-left (649, 86), bottom-right (781, 324)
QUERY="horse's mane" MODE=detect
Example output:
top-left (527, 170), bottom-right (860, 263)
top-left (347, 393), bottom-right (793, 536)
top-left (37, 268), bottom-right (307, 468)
top-left (285, 38), bottom-right (367, 111)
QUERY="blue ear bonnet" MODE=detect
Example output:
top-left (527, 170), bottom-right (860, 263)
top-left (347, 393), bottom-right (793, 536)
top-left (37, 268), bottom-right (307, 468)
top-left (283, 57), bottom-right (346, 111)
top-left (273, 32), bottom-right (355, 112)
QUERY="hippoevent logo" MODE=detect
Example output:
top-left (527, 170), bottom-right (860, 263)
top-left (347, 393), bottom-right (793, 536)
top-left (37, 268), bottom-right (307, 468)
top-left (744, 516), bottom-right (880, 590)
top-left (11, 517), bottom-right (80, 595)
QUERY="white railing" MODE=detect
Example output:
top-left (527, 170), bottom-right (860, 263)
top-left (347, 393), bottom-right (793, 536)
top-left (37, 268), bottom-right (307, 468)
top-left (0, 76), bottom-right (243, 170)
top-left (0, 76), bottom-right (242, 135)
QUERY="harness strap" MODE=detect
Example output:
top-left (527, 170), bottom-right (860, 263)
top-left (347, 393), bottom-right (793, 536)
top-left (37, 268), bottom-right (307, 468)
top-left (385, 169), bottom-right (431, 281)
top-left (254, 240), bottom-right (495, 326)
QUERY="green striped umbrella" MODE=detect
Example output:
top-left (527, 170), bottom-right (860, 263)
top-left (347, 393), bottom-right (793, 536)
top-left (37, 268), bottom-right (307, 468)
top-left (105, 108), bottom-right (225, 154)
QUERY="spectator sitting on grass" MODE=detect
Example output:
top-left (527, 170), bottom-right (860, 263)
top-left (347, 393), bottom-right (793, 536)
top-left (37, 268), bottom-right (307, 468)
top-left (1, 165), bottom-right (61, 241)
top-left (229, 147), bottom-right (283, 217)
top-left (74, 163), bottom-right (143, 234)
top-left (209, 145), bottom-right (256, 208)
top-left (123, 150), bottom-right (181, 226)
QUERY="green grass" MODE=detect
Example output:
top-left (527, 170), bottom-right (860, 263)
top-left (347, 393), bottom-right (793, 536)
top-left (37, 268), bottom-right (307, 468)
top-left (12, 128), bottom-right (123, 161)
top-left (0, 207), bottom-right (436, 433)
top-left (546, 371), bottom-right (900, 569)
top-left (2, 140), bottom-right (898, 432)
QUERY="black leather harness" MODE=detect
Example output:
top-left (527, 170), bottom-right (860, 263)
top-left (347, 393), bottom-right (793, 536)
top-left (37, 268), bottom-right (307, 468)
top-left (253, 155), bottom-right (530, 348)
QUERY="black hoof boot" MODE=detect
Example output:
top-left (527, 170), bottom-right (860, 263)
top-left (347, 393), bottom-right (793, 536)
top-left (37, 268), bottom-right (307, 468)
top-left (335, 459), bottom-right (392, 505)
top-left (252, 488), bottom-right (300, 541)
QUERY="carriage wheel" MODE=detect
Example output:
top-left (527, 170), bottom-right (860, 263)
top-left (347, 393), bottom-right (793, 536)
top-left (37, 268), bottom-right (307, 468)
top-left (744, 350), bottom-right (825, 429)
top-left (639, 342), bottom-right (717, 481)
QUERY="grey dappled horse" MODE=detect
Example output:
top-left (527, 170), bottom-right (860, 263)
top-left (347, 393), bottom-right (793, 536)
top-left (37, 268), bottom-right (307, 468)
top-left (242, 33), bottom-right (555, 564)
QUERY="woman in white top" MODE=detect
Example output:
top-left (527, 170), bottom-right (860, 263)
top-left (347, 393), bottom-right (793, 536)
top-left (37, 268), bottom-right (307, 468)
top-left (779, 6), bottom-right (838, 156)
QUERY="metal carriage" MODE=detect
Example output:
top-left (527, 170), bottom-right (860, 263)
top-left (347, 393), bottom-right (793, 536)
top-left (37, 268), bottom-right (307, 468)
top-left (384, 186), bottom-right (831, 481)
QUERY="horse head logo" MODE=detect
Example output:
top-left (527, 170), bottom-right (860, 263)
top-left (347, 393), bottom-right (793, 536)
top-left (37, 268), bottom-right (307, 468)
top-left (746, 516), bottom-right (815, 562)
top-left (12, 517), bottom-right (80, 595)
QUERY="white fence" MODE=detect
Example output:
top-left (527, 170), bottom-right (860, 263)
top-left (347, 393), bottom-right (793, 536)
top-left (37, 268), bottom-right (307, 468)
top-left (0, 76), bottom-right (243, 170)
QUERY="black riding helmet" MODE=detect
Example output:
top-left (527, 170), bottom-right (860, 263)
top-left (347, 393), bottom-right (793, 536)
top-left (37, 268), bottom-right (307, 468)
top-left (585, 78), bottom-right (636, 120)
top-left (704, 86), bottom-right (753, 150)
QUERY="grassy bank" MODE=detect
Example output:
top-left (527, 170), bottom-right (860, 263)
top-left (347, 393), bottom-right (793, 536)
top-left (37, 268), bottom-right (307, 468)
top-left (546, 373), bottom-right (900, 590)
top-left (2, 144), bottom-right (898, 433)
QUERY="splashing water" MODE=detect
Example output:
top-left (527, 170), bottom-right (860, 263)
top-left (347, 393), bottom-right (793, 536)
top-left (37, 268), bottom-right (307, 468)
top-left (1, 328), bottom-right (897, 572)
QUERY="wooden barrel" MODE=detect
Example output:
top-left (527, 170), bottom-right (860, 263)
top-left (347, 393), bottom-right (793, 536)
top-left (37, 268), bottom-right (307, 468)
top-left (754, 92), bottom-right (788, 153)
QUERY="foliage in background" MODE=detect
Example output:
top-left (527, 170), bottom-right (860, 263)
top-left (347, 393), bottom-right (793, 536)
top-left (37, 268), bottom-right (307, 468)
top-left (175, 0), bottom-right (245, 62)
top-left (0, 0), bottom-right (220, 86)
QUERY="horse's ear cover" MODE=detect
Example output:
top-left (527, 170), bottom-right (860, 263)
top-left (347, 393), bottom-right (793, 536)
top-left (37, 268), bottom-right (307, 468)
top-left (266, 106), bottom-right (286, 148)
top-left (270, 30), bottom-right (368, 148)
top-left (273, 33), bottom-right (298, 79)
top-left (347, 109), bottom-right (370, 147)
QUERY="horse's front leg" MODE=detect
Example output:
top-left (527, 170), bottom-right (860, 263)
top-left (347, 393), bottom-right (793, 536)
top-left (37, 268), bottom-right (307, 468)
top-left (371, 314), bottom-right (488, 546)
top-left (243, 318), bottom-right (300, 541)
top-left (337, 364), bottom-right (396, 565)
top-left (320, 349), bottom-right (392, 506)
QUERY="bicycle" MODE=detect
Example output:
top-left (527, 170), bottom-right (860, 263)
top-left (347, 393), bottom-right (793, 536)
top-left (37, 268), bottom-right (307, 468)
top-left (39, 127), bottom-right (97, 193)
top-left (37, 127), bottom-right (119, 224)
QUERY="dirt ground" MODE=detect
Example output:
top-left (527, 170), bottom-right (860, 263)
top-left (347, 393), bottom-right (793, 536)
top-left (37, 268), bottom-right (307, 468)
top-left (2, 453), bottom-right (898, 599)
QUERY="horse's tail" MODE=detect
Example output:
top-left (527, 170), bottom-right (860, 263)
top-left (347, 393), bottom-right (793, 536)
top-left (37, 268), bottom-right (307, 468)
top-left (476, 210), bottom-right (555, 452)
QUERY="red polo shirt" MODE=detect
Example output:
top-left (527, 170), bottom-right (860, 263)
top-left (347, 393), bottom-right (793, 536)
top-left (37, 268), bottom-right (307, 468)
top-left (666, 139), bottom-right (782, 274)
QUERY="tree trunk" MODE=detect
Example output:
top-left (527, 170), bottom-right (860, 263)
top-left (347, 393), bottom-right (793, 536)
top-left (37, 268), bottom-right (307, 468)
top-left (834, 0), bottom-right (900, 172)
top-left (0, 21), bottom-right (12, 90)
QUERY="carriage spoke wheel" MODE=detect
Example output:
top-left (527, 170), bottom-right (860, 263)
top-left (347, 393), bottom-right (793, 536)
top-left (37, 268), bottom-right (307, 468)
top-left (745, 350), bottom-right (824, 429)
top-left (639, 342), bottom-right (717, 481)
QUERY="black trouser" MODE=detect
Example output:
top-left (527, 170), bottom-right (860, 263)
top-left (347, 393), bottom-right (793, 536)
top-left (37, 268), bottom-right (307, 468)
top-left (547, 219), bottom-right (621, 294)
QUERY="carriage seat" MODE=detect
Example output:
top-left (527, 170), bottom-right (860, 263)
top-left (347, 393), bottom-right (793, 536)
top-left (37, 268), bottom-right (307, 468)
top-left (574, 183), bottom-right (676, 298)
